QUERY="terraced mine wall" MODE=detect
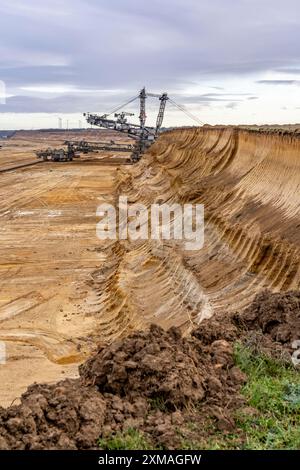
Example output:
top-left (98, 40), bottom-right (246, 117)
top-left (92, 127), bottom-right (300, 341)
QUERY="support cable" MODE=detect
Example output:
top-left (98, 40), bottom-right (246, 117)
top-left (104, 95), bottom-right (139, 117)
top-left (168, 98), bottom-right (204, 126)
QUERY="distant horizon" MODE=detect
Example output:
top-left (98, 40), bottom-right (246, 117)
top-left (1, 122), bottom-right (300, 133)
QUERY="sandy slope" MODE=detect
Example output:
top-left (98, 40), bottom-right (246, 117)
top-left (90, 127), bottom-right (300, 341)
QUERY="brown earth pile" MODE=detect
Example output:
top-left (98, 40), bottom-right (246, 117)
top-left (0, 290), bottom-right (298, 450)
top-left (237, 290), bottom-right (300, 347)
top-left (193, 290), bottom-right (300, 363)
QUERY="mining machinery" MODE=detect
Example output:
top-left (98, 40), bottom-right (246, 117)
top-left (84, 88), bottom-right (169, 162)
top-left (35, 140), bottom-right (134, 162)
top-left (36, 88), bottom-right (202, 163)
top-left (64, 140), bottom-right (134, 154)
top-left (36, 147), bottom-right (75, 162)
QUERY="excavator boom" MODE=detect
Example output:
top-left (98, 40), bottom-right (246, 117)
top-left (84, 88), bottom-right (168, 161)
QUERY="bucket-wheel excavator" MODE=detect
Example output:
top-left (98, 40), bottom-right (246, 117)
top-left (35, 88), bottom-right (202, 163)
top-left (84, 87), bottom-right (169, 162)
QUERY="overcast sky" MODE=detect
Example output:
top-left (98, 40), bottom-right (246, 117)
top-left (0, 0), bottom-right (300, 129)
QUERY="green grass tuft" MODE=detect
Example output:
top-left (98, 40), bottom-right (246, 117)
top-left (149, 396), bottom-right (168, 412)
top-left (98, 427), bottom-right (153, 450)
top-left (180, 344), bottom-right (300, 450)
top-left (232, 343), bottom-right (300, 449)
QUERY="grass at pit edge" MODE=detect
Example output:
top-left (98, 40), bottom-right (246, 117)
top-left (98, 343), bottom-right (300, 450)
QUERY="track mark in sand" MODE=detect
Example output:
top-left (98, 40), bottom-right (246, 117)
top-left (0, 328), bottom-right (82, 364)
top-left (0, 296), bottom-right (39, 322)
top-left (87, 242), bottom-right (213, 343)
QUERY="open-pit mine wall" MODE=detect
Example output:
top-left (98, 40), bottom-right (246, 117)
top-left (92, 127), bottom-right (300, 341)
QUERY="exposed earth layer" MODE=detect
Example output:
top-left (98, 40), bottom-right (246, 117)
top-left (0, 126), bottom-right (299, 408)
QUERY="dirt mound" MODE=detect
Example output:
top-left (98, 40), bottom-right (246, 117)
top-left (237, 290), bottom-right (300, 347)
top-left (0, 380), bottom-right (106, 450)
top-left (0, 291), bottom-right (298, 450)
top-left (192, 316), bottom-right (239, 345)
top-left (0, 324), bottom-right (246, 449)
top-left (80, 323), bottom-right (248, 409)
top-left (193, 290), bottom-right (300, 360)
top-left (80, 325), bottom-right (207, 408)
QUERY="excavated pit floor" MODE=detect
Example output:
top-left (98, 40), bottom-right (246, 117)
top-left (0, 131), bottom-right (125, 406)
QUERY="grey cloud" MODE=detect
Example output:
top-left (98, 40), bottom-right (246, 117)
top-left (226, 102), bottom-right (239, 109)
top-left (257, 80), bottom-right (300, 85)
top-left (200, 93), bottom-right (251, 98)
top-left (1, 91), bottom-right (251, 114)
top-left (0, 94), bottom-right (122, 113)
top-left (275, 67), bottom-right (300, 74)
top-left (1, 0), bottom-right (300, 113)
